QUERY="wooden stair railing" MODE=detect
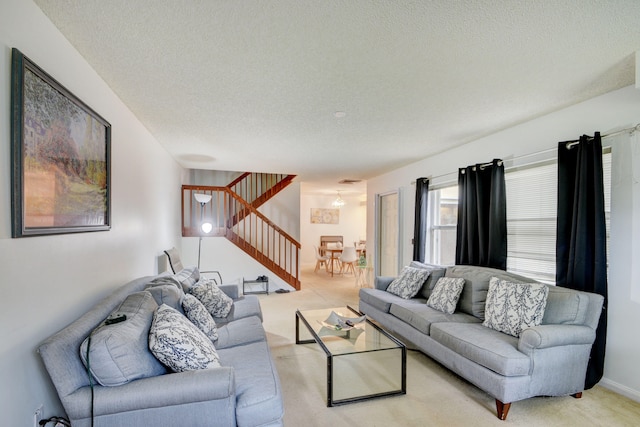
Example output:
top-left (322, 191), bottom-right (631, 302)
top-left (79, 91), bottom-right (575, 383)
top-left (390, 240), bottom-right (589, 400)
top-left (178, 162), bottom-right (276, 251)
top-left (225, 191), bottom-right (300, 289)
top-left (226, 172), bottom-right (296, 229)
top-left (182, 185), bottom-right (229, 238)
top-left (182, 185), bottom-right (301, 289)
top-left (227, 173), bottom-right (296, 208)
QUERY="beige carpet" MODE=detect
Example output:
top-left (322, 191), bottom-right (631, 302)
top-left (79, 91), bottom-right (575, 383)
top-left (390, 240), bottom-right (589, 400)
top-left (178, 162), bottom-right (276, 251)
top-left (257, 266), bottom-right (640, 427)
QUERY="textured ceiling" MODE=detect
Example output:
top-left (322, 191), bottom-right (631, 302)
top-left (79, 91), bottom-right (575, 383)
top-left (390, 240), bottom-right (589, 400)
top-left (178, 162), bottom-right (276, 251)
top-left (33, 0), bottom-right (640, 195)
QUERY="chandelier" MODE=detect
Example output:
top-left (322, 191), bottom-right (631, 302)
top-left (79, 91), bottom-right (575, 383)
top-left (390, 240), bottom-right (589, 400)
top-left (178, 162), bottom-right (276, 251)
top-left (331, 191), bottom-right (345, 208)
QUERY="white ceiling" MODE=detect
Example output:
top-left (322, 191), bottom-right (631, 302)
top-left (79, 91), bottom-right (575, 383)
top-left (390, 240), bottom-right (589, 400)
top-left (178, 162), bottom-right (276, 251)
top-left (34, 1), bottom-right (640, 196)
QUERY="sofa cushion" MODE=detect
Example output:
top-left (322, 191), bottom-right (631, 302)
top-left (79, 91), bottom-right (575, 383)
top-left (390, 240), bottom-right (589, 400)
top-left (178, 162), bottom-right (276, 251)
top-left (431, 323), bottom-right (531, 377)
top-left (218, 340), bottom-right (284, 427)
top-left (182, 293), bottom-right (218, 341)
top-left (216, 316), bottom-right (266, 349)
top-left (173, 266), bottom-right (200, 292)
top-left (387, 266), bottom-right (432, 299)
top-left (214, 294), bottom-right (263, 325)
top-left (359, 288), bottom-right (413, 313)
top-left (79, 291), bottom-right (166, 386)
top-left (427, 277), bottom-right (465, 314)
top-left (149, 304), bottom-right (221, 372)
top-left (190, 277), bottom-right (234, 318)
top-left (445, 265), bottom-right (537, 319)
top-left (409, 261), bottom-right (447, 299)
top-left (145, 283), bottom-right (185, 314)
top-left (147, 275), bottom-right (183, 290)
top-left (483, 277), bottom-right (549, 337)
top-left (389, 302), bottom-right (481, 335)
top-left (542, 286), bottom-right (585, 324)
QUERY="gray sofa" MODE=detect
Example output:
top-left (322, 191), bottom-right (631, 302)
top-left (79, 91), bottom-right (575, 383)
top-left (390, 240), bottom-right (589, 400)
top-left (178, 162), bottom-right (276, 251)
top-left (38, 273), bottom-right (284, 427)
top-left (359, 262), bottom-right (604, 420)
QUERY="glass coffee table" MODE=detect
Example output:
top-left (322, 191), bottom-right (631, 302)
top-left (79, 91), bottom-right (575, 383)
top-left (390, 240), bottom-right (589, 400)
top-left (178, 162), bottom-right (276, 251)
top-left (295, 306), bottom-right (406, 406)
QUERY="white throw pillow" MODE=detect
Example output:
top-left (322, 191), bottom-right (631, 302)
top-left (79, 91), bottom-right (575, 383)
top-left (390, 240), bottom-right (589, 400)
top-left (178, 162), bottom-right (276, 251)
top-left (189, 277), bottom-right (234, 318)
top-left (387, 266), bottom-right (432, 299)
top-left (149, 304), bottom-right (221, 372)
top-left (426, 277), bottom-right (465, 314)
top-left (182, 293), bottom-right (218, 341)
top-left (483, 277), bottom-right (549, 337)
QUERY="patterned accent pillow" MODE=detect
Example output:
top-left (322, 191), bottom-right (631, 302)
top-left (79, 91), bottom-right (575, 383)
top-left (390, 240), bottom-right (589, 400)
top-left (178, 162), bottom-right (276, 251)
top-left (387, 266), bottom-right (432, 299)
top-left (173, 267), bottom-right (200, 292)
top-left (426, 277), bottom-right (465, 314)
top-left (149, 304), bottom-right (221, 372)
top-left (189, 277), bottom-right (234, 318)
top-left (483, 277), bottom-right (549, 337)
top-left (182, 294), bottom-right (218, 341)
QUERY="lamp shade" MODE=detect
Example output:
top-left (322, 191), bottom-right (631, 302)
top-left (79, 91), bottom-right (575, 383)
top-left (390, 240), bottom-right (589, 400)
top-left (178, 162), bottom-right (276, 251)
top-left (194, 193), bottom-right (212, 204)
top-left (201, 222), bottom-right (213, 234)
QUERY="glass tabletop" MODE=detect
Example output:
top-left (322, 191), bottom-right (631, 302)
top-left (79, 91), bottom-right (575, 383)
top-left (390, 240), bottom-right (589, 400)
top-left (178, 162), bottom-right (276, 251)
top-left (296, 306), bottom-right (402, 356)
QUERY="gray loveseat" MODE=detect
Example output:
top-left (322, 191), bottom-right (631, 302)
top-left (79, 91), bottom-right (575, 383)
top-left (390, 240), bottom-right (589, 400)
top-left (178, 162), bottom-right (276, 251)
top-left (38, 272), bottom-right (284, 427)
top-left (359, 262), bottom-right (604, 420)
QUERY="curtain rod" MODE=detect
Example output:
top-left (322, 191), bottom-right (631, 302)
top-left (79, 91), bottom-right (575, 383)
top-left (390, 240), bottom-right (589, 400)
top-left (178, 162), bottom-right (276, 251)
top-left (459, 159), bottom-right (503, 174)
top-left (564, 123), bottom-right (640, 149)
top-left (411, 122), bottom-right (639, 186)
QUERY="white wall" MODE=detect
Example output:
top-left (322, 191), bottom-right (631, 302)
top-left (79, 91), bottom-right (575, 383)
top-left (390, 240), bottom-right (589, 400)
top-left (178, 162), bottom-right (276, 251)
top-left (366, 84), bottom-right (640, 401)
top-left (300, 193), bottom-right (367, 265)
top-left (0, 1), bottom-right (184, 425)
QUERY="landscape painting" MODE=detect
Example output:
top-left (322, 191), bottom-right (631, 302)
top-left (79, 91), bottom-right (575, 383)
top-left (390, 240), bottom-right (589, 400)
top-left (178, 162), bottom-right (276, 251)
top-left (11, 48), bottom-right (111, 237)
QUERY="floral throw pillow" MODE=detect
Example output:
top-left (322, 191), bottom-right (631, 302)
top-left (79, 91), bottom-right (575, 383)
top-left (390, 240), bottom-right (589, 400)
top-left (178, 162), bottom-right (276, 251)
top-left (426, 277), bottom-right (465, 314)
top-left (483, 277), bottom-right (549, 337)
top-left (189, 277), bottom-right (233, 318)
top-left (182, 293), bottom-right (218, 341)
top-left (149, 304), bottom-right (221, 372)
top-left (387, 266), bottom-right (432, 299)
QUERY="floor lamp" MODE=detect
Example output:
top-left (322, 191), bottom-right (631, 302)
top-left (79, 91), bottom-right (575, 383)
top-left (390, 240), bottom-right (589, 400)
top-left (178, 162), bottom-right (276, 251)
top-left (194, 193), bottom-right (213, 269)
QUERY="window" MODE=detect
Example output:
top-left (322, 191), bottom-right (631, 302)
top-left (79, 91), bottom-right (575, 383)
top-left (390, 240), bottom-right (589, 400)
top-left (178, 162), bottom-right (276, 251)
top-left (426, 150), bottom-right (611, 282)
top-left (505, 161), bottom-right (558, 282)
top-left (427, 185), bottom-right (457, 266)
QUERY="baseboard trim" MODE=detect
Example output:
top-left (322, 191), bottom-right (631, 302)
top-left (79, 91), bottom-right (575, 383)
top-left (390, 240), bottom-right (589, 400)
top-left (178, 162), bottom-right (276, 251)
top-left (599, 377), bottom-right (640, 402)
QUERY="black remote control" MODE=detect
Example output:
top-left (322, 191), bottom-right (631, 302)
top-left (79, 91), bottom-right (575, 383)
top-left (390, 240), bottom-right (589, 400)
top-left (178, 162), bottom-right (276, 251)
top-left (105, 313), bottom-right (127, 325)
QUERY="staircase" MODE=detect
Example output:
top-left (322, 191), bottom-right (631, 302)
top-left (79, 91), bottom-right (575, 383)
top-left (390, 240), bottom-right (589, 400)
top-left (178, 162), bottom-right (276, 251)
top-left (182, 173), bottom-right (300, 289)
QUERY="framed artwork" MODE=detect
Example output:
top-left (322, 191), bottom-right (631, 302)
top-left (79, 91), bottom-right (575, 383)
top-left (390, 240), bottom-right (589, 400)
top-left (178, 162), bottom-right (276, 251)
top-left (11, 48), bottom-right (111, 237)
top-left (310, 208), bottom-right (339, 224)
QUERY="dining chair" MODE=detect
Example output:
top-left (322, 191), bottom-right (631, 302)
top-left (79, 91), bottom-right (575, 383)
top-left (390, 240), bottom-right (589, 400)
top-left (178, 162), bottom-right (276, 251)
top-left (339, 246), bottom-right (358, 275)
top-left (314, 245), bottom-right (330, 273)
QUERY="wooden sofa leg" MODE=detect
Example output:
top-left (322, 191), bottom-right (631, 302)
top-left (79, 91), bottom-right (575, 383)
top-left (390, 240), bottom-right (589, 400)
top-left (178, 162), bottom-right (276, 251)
top-left (572, 392), bottom-right (583, 399)
top-left (495, 400), bottom-right (511, 420)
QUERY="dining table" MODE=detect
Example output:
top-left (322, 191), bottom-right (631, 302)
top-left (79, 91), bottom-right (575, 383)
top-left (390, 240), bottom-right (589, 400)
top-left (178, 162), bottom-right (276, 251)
top-left (318, 246), bottom-right (364, 277)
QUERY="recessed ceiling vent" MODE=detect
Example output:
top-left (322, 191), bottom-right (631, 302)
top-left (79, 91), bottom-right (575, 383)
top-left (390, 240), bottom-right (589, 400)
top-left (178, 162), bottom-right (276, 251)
top-left (338, 179), bottom-right (362, 184)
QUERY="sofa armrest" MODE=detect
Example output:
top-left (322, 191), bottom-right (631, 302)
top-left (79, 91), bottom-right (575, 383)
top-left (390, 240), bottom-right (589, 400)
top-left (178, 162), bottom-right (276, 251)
top-left (219, 284), bottom-right (239, 300)
top-left (374, 276), bottom-right (395, 291)
top-left (518, 324), bottom-right (596, 353)
top-left (63, 367), bottom-right (235, 420)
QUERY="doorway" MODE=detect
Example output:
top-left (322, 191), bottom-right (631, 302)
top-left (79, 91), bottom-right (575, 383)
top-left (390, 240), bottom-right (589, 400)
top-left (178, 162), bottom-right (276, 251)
top-left (376, 191), bottom-right (400, 277)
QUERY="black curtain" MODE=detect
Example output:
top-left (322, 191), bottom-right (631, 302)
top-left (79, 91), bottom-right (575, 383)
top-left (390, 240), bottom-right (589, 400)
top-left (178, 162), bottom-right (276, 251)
top-left (455, 159), bottom-right (507, 269)
top-left (413, 178), bottom-right (429, 262)
top-left (556, 133), bottom-right (607, 390)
